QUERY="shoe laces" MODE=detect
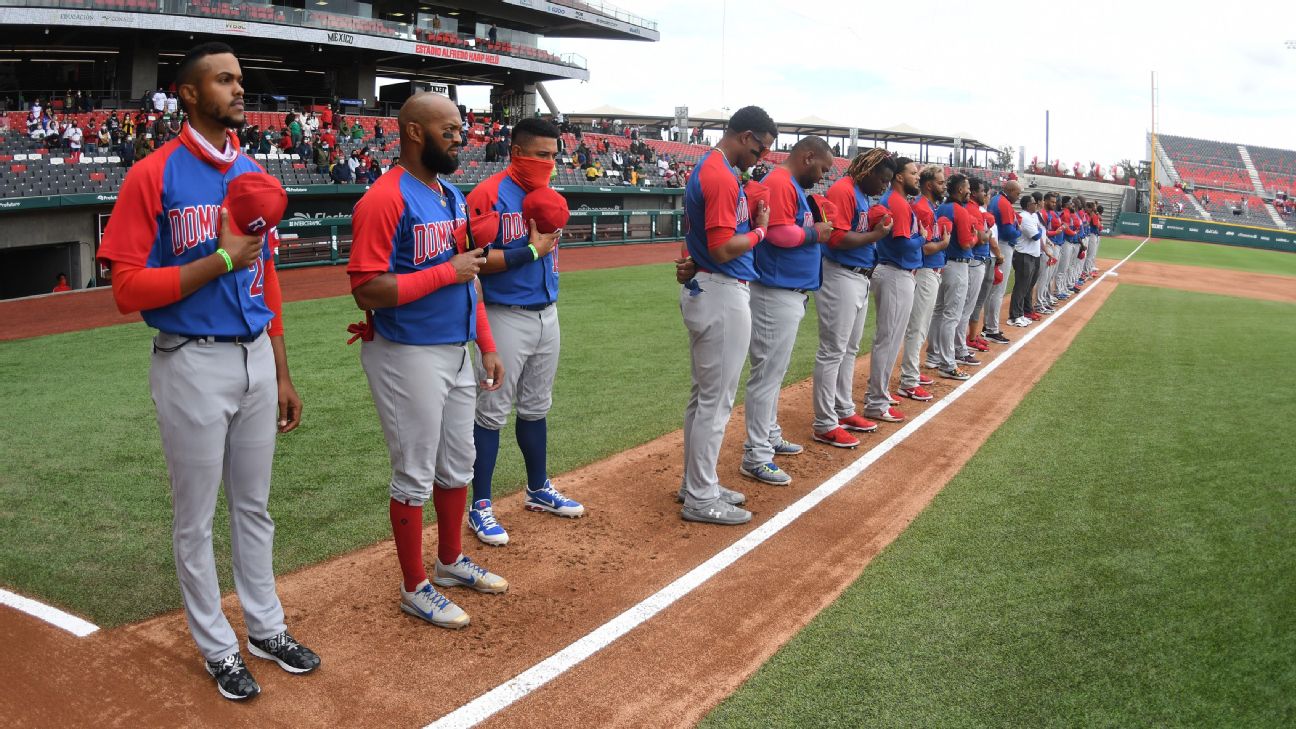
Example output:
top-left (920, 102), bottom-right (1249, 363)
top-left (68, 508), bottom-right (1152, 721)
top-left (475, 506), bottom-right (501, 531)
top-left (417, 584), bottom-right (453, 612)
top-left (215, 653), bottom-right (247, 675)
top-left (531, 482), bottom-right (567, 503)
top-left (455, 555), bottom-right (489, 580)
top-left (264, 631), bottom-right (300, 653)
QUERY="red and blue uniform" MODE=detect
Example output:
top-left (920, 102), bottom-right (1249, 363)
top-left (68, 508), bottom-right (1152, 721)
top-left (1046, 209), bottom-right (1065, 244)
top-left (966, 201), bottom-right (991, 259)
top-left (824, 176), bottom-right (878, 270)
top-left (470, 170), bottom-right (558, 306)
top-left (753, 166), bottom-right (819, 291)
top-left (869, 188), bottom-right (921, 270)
top-left (99, 129), bottom-right (277, 336)
top-left (912, 196), bottom-right (943, 269)
top-left (347, 167), bottom-right (476, 345)
top-left (684, 149), bottom-right (755, 280)
top-left (936, 201), bottom-right (977, 262)
top-left (990, 193), bottom-right (1020, 246)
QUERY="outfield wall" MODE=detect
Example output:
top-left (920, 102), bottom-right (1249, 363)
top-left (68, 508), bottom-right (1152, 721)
top-left (1115, 212), bottom-right (1296, 253)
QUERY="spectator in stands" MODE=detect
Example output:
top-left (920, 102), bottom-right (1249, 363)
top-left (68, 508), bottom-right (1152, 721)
top-left (338, 117), bottom-right (351, 139)
top-left (319, 123), bottom-right (336, 149)
top-left (347, 148), bottom-right (363, 178)
top-left (133, 131), bottom-right (151, 164)
top-left (331, 154), bottom-right (353, 183)
top-left (373, 121), bottom-right (385, 142)
top-left (573, 123), bottom-right (583, 142)
top-left (585, 160), bottom-right (603, 181)
top-left (366, 158), bottom-right (382, 183)
top-left (484, 136), bottom-right (500, 163)
top-left (305, 111), bottom-right (319, 138)
top-left (166, 114), bottom-right (182, 140)
top-left (350, 123), bottom-right (364, 142)
top-left (151, 87), bottom-right (166, 113)
top-left (279, 128), bottom-right (294, 152)
top-left (95, 124), bottom-right (110, 156)
top-left (314, 141), bottom-right (331, 172)
top-left (165, 92), bottom-right (179, 116)
top-left (488, 23), bottom-right (498, 43)
top-left (65, 120), bottom-right (83, 163)
top-left (52, 273), bottom-right (71, 293)
top-left (297, 136), bottom-right (313, 162)
top-left (288, 115), bottom-right (303, 146)
top-left (611, 148), bottom-right (624, 170)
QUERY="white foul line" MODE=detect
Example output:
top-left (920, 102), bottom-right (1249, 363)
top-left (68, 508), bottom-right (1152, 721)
top-left (427, 237), bottom-right (1148, 729)
top-left (0, 588), bottom-right (100, 637)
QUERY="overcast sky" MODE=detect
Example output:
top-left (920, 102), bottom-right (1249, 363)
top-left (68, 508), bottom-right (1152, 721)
top-left (520, 0), bottom-right (1296, 168)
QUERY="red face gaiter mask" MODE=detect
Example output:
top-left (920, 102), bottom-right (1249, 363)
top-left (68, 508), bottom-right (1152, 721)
top-left (508, 155), bottom-right (555, 192)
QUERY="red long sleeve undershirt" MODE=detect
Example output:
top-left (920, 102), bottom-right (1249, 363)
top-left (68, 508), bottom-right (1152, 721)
top-left (347, 265), bottom-right (496, 353)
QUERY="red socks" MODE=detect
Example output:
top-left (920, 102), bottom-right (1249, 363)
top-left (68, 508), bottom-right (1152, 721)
top-left (389, 499), bottom-right (426, 592)
top-left (432, 484), bottom-right (467, 566)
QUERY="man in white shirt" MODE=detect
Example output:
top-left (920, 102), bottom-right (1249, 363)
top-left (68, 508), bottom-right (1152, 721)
top-left (64, 122), bottom-right (83, 162)
top-left (165, 93), bottom-right (179, 115)
top-left (1008, 193), bottom-right (1044, 327)
top-left (152, 88), bottom-right (167, 113)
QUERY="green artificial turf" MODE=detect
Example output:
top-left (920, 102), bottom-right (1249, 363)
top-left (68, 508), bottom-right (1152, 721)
top-left (0, 262), bottom-right (859, 626)
top-left (1096, 236), bottom-right (1296, 277)
top-left (702, 284), bottom-right (1296, 728)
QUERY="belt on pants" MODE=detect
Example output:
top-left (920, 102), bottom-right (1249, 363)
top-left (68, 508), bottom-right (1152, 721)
top-left (507, 302), bottom-right (553, 312)
top-left (828, 259), bottom-right (874, 277)
top-left (173, 330), bottom-right (264, 344)
top-left (947, 257), bottom-right (975, 263)
top-left (695, 268), bottom-right (748, 285)
top-left (878, 261), bottom-right (917, 274)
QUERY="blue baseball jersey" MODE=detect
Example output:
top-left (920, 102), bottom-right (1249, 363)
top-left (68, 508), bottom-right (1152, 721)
top-left (871, 188), bottom-right (923, 270)
top-left (348, 167), bottom-right (477, 346)
top-left (912, 195), bottom-right (943, 269)
top-left (98, 130), bottom-right (275, 337)
top-left (752, 166), bottom-right (820, 290)
top-left (990, 193), bottom-right (1021, 245)
top-left (684, 149), bottom-right (756, 281)
top-left (822, 176), bottom-right (877, 269)
top-left (469, 170), bottom-right (559, 306)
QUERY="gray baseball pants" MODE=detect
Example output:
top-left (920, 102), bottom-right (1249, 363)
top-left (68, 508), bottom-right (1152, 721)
top-left (982, 245), bottom-right (1012, 332)
top-left (899, 267), bottom-right (940, 390)
top-left (361, 333), bottom-right (476, 505)
top-left (955, 260), bottom-right (986, 358)
top-left (927, 260), bottom-right (968, 370)
top-left (680, 272), bottom-right (751, 509)
top-left (474, 304), bottom-right (560, 430)
top-left (812, 261), bottom-right (870, 433)
top-left (150, 332), bottom-right (285, 663)
top-left (864, 264), bottom-right (915, 416)
top-left (743, 282), bottom-right (807, 467)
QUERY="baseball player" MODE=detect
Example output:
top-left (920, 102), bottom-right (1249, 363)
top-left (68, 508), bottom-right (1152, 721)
top-left (466, 118), bottom-right (582, 547)
top-left (926, 173), bottom-right (978, 381)
top-left (1034, 192), bottom-right (1064, 315)
top-left (1085, 203), bottom-right (1104, 278)
top-left (897, 164), bottom-right (950, 402)
top-left (813, 149), bottom-right (896, 446)
top-left (97, 42), bottom-right (319, 701)
top-left (348, 92), bottom-right (509, 630)
top-left (740, 135), bottom-right (835, 485)
top-left (952, 179), bottom-right (992, 367)
top-left (980, 180), bottom-right (1022, 344)
top-left (1052, 196), bottom-right (1078, 300)
top-left (678, 105), bottom-right (777, 525)
top-left (862, 157), bottom-right (923, 423)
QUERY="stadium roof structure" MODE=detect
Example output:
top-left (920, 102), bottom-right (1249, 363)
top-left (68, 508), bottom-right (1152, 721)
top-left (566, 107), bottom-right (1002, 156)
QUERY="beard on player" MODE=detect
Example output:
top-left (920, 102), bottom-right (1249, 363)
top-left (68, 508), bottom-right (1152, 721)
top-left (422, 138), bottom-right (460, 175)
top-left (200, 97), bottom-right (245, 130)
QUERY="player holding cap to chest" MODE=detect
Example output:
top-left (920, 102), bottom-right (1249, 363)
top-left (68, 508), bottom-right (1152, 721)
top-left (347, 92), bottom-right (508, 631)
top-left (739, 135), bottom-right (835, 486)
top-left (677, 105), bottom-right (777, 525)
top-left (97, 42), bottom-right (319, 701)
top-left (897, 164), bottom-right (951, 402)
top-left (927, 174), bottom-right (978, 382)
top-left (465, 117), bottom-right (584, 547)
top-left (812, 149), bottom-right (896, 448)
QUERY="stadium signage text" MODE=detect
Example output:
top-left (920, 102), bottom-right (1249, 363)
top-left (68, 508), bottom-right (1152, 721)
top-left (415, 44), bottom-right (502, 65)
top-left (326, 32), bottom-right (354, 45)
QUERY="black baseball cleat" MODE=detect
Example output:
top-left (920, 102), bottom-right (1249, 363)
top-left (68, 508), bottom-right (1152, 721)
top-left (248, 630), bottom-right (321, 674)
top-left (206, 652), bottom-right (261, 701)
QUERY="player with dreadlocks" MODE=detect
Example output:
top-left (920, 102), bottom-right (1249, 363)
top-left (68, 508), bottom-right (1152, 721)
top-left (810, 148), bottom-right (897, 449)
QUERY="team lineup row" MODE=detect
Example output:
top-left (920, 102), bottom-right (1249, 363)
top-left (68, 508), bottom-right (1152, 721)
top-left (93, 42), bottom-right (1103, 703)
top-left (671, 105), bottom-right (1104, 526)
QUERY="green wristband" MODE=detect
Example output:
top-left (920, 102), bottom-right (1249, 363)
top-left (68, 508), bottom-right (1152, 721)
top-left (215, 248), bottom-right (234, 272)
top-left (528, 244), bottom-right (539, 261)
